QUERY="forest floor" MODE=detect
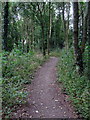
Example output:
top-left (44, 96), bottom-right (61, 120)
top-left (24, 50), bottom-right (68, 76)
top-left (11, 57), bottom-right (78, 118)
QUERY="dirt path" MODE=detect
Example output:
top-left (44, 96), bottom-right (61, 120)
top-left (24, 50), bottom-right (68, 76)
top-left (11, 57), bottom-right (78, 118)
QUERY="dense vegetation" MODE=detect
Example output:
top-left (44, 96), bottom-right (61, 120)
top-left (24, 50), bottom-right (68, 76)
top-left (58, 47), bottom-right (89, 118)
top-left (0, 1), bottom-right (90, 119)
top-left (2, 49), bottom-right (45, 117)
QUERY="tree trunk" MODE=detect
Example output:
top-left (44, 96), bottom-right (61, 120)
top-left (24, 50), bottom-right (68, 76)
top-left (65, 3), bottom-right (70, 50)
top-left (87, 2), bottom-right (90, 79)
top-left (47, 2), bottom-right (52, 55)
top-left (31, 18), bottom-right (34, 50)
top-left (81, 3), bottom-right (88, 53)
top-left (42, 24), bottom-right (46, 56)
top-left (22, 39), bottom-right (25, 52)
top-left (73, 2), bottom-right (83, 74)
top-left (3, 2), bottom-right (9, 51)
top-left (26, 22), bottom-right (30, 53)
top-left (62, 2), bottom-right (66, 32)
top-left (62, 2), bottom-right (66, 45)
top-left (27, 38), bottom-right (29, 53)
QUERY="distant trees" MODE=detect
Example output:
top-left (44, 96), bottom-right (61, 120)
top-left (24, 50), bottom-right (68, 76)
top-left (2, 2), bottom-right (89, 74)
top-left (3, 2), bottom-right (68, 55)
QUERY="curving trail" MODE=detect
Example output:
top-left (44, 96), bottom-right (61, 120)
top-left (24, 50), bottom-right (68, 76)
top-left (11, 57), bottom-right (78, 118)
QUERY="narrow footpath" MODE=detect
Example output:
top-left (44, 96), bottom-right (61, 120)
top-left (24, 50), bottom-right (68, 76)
top-left (11, 57), bottom-right (78, 118)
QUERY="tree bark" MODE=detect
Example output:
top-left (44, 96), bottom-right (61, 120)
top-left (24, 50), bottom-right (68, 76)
top-left (47, 2), bottom-right (52, 55)
top-left (73, 2), bottom-right (83, 74)
top-left (41, 24), bottom-right (46, 56)
top-left (3, 2), bottom-right (9, 51)
top-left (81, 3), bottom-right (88, 53)
top-left (65, 3), bottom-right (70, 50)
top-left (26, 20), bottom-right (30, 53)
top-left (37, 3), bottom-right (46, 56)
top-left (62, 2), bottom-right (66, 34)
top-left (87, 2), bottom-right (90, 79)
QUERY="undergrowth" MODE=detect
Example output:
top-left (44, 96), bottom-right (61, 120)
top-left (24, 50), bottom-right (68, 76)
top-left (49, 48), bottom-right (61, 57)
top-left (57, 47), bottom-right (90, 119)
top-left (2, 48), bottom-right (45, 117)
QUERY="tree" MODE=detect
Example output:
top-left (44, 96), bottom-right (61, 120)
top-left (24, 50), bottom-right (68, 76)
top-left (47, 2), bottom-right (52, 55)
top-left (81, 2), bottom-right (88, 53)
top-left (65, 3), bottom-right (70, 50)
top-left (3, 2), bottom-right (9, 51)
top-left (73, 2), bottom-right (83, 74)
top-left (87, 2), bottom-right (90, 79)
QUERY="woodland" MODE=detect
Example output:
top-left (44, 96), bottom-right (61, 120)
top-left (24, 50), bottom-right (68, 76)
top-left (0, 1), bottom-right (90, 119)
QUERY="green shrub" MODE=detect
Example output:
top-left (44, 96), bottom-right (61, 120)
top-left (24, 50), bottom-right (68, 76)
top-left (57, 47), bottom-right (89, 119)
top-left (50, 48), bottom-right (61, 57)
top-left (2, 49), bottom-right (44, 116)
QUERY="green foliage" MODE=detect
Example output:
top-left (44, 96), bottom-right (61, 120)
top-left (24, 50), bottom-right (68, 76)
top-left (49, 48), bottom-right (61, 57)
top-left (57, 48), bottom-right (90, 119)
top-left (2, 49), bottom-right (44, 116)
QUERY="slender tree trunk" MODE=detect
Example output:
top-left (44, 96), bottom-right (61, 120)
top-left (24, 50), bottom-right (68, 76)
top-left (65, 3), bottom-right (70, 50)
top-left (80, 3), bottom-right (84, 42)
top-left (27, 22), bottom-right (30, 53)
top-left (32, 23), bottom-right (34, 50)
top-left (32, 13), bottom-right (35, 50)
top-left (22, 21), bottom-right (25, 52)
top-left (62, 2), bottom-right (66, 32)
top-left (73, 2), bottom-right (83, 74)
top-left (47, 2), bottom-right (52, 55)
top-left (0, 2), bottom-right (2, 54)
top-left (62, 2), bottom-right (68, 49)
top-left (87, 2), bottom-right (90, 79)
top-left (62, 2), bottom-right (66, 46)
top-left (81, 3), bottom-right (88, 53)
top-left (37, 3), bottom-right (46, 56)
top-left (22, 39), bottom-right (25, 52)
top-left (27, 38), bottom-right (29, 53)
top-left (41, 24), bottom-right (46, 56)
top-left (73, 2), bottom-right (79, 54)
top-left (3, 2), bottom-right (9, 51)
top-left (31, 18), bottom-right (34, 50)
